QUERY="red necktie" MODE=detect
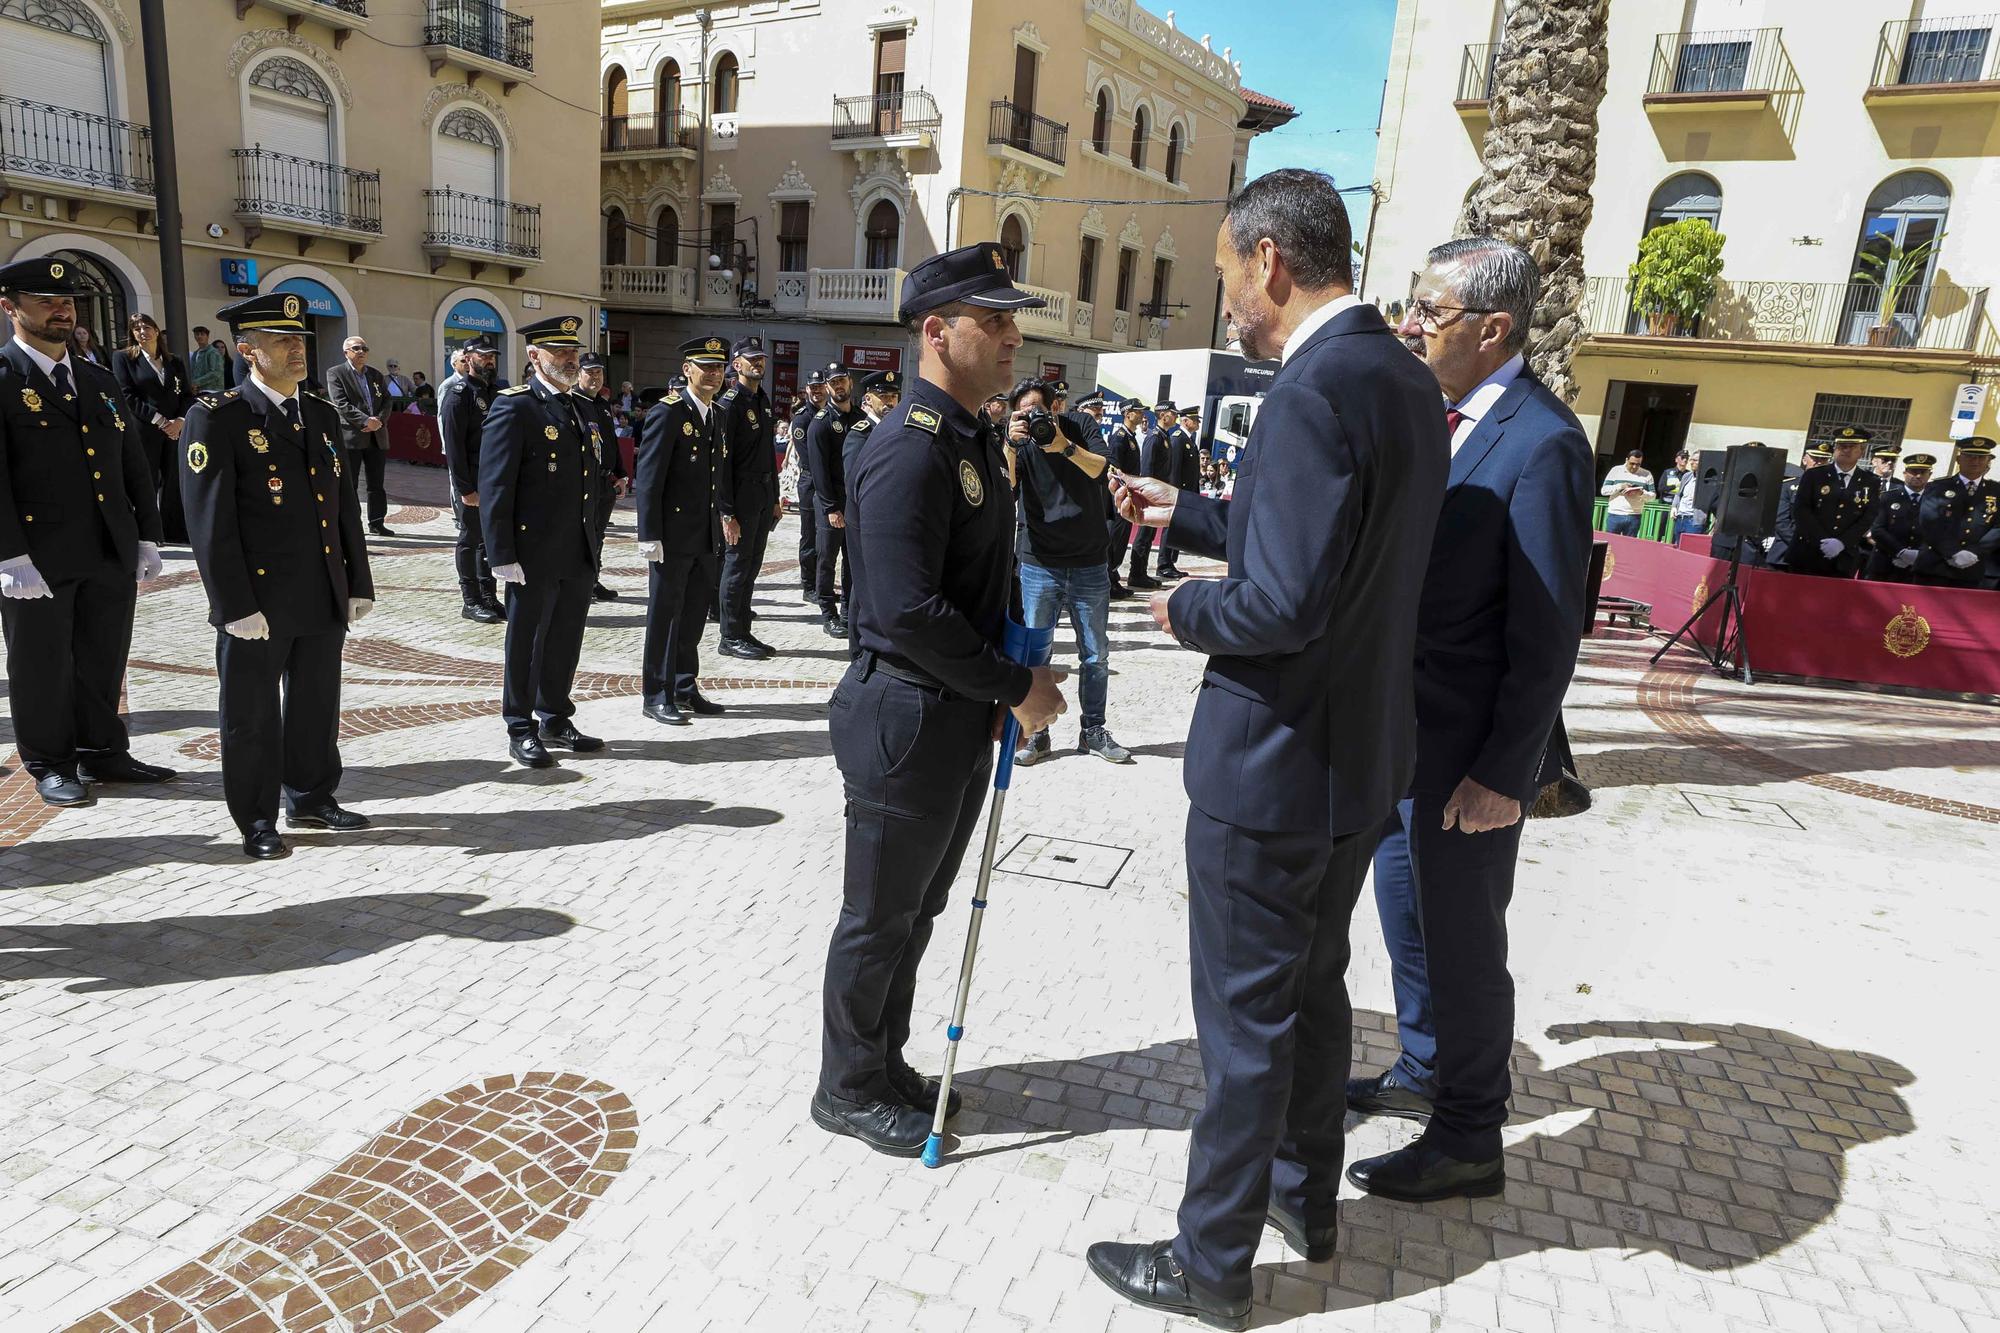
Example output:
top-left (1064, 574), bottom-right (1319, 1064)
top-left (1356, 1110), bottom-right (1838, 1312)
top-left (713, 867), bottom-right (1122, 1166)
top-left (1446, 408), bottom-right (1465, 436)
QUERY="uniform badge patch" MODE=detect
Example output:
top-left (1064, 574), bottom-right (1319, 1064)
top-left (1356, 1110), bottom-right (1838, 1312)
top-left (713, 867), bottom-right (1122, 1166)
top-left (908, 406), bottom-right (941, 434)
top-left (959, 459), bottom-right (985, 507)
top-left (187, 442), bottom-right (209, 474)
top-left (21, 388), bottom-right (42, 413)
top-left (747, 410), bottom-right (758, 426)
top-left (832, 421), bottom-right (845, 434)
top-left (248, 429), bottom-right (270, 453)
top-left (544, 425), bottom-right (560, 440)
top-left (1819, 484), bottom-right (1831, 495)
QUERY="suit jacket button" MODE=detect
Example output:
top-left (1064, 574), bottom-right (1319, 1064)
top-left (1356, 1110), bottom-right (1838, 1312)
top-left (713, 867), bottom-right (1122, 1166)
top-left (316, 494), bottom-right (324, 502)
top-left (321, 519), bottom-right (328, 528)
top-left (520, 523), bottom-right (528, 530)
top-left (96, 494), bottom-right (105, 501)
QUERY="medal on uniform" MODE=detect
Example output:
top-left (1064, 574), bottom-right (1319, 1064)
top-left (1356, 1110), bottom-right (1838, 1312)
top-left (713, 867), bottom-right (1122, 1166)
top-left (545, 425), bottom-right (560, 440)
top-left (748, 410), bottom-right (758, 426)
top-left (682, 422), bottom-right (694, 437)
top-left (248, 428), bottom-right (270, 454)
top-left (21, 388), bottom-right (41, 412)
top-left (268, 477), bottom-right (284, 504)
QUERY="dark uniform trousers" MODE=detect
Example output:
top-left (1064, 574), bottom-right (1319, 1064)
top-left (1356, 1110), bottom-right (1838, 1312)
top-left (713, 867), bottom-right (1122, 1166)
top-left (216, 626), bottom-right (344, 833)
top-left (642, 552), bottom-right (715, 707)
top-left (348, 445), bottom-right (389, 526)
top-left (0, 556), bottom-right (136, 777)
top-left (820, 663), bottom-right (994, 1103)
top-left (502, 562), bottom-right (593, 736)
top-left (452, 492), bottom-right (496, 605)
top-left (815, 512), bottom-right (849, 613)
top-left (720, 501), bottom-right (773, 640)
top-left (796, 468), bottom-right (818, 592)
top-left (1130, 521), bottom-right (1163, 579)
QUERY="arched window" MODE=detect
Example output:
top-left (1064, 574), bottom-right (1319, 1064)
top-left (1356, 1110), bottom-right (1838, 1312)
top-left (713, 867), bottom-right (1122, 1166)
top-left (1, 0), bottom-right (113, 120)
top-left (1847, 170), bottom-right (1952, 345)
top-left (1643, 171), bottom-right (1722, 233)
top-left (604, 206), bottom-right (627, 267)
top-left (603, 65), bottom-right (629, 148)
top-left (1164, 123), bottom-right (1184, 184)
top-left (1091, 88), bottom-right (1111, 154)
top-left (712, 52), bottom-right (739, 115)
top-left (655, 205), bottom-right (680, 267)
top-left (864, 199), bottom-right (900, 270)
top-left (434, 107), bottom-right (504, 245)
top-left (1131, 106), bottom-right (1150, 172)
top-left (246, 55), bottom-right (335, 166)
top-left (48, 247), bottom-right (129, 356)
top-left (1000, 214), bottom-right (1027, 280)
top-left (657, 58), bottom-right (683, 141)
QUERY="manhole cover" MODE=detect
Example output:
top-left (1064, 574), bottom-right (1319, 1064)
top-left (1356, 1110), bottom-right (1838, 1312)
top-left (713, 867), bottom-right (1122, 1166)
top-left (1679, 790), bottom-right (1804, 829)
top-left (996, 835), bottom-right (1132, 888)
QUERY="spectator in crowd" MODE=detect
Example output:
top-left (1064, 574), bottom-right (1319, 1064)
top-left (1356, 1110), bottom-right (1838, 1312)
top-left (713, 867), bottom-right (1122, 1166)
top-left (408, 371), bottom-right (437, 414)
top-left (383, 359), bottom-right (413, 402)
top-left (1669, 451), bottom-right (1707, 544)
top-left (113, 312), bottom-right (193, 544)
top-left (188, 325), bottom-right (227, 393)
top-left (325, 335), bottom-right (395, 538)
top-left (1600, 448), bottom-right (1653, 536)
top-left (69, 324), bottom-right (106, 367)
top-left (1657, 449), bottom-right (1692, 509)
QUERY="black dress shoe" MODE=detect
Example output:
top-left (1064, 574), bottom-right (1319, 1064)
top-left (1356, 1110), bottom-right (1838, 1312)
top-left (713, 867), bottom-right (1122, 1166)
top-left (542, 720), bottom-right (604, 752)
top-left (1128, 573), bottom-right (1161, 589)
top-left (77, 754), bottom-right (176, 784)
top-left (286, 801), bottom-right (371, 831)
top-left (644, 701), bottom-right (690, 726)
top-left (1157, 567), bottom-right (1185, 580)
top-left (1267, 1198), bottom-right (1337, 1263)
top-left (34, 772), bottom-right (93, 808)
top-left (510, 734), bottom-right (556, 768)
top-left (368, 523), bottom-right (397, 538)
top-left (1346, 1139), bottom-right (1505, 1202)
top-left (809, 1088), bottom-right (930, 1157)
top-left (680, 690), bottom-right (725, 716)
top-left (481, 598), bottom-right (507, 619)
top-left (461, 602), bottom-right (504, 624)
top-left (1109, 581), bottom-right (1133, 600)
top-left (592, 582), bottom-right (617, 602)
top-left (243, 827), bottom-right (288, 860)
top-left (1084, 1240), bottom-right (1248, 1332)
top-left (719, 638), bottom-right (772, 661)
top-left (801, 587), bottom-right (818, 603)
top-left (886, 1061), bottom-right (962, 1120)
top-left (744, 634), bottom-right (778, 656)
top-left (1346, 1069), bottom-right (1434, 1122)
top-left (823, 614), bottom-right (848, 638)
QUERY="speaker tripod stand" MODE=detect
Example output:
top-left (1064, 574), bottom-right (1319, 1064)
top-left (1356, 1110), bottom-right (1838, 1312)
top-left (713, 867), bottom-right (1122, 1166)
top-left (1651, 537), bottom-right (1753, 685)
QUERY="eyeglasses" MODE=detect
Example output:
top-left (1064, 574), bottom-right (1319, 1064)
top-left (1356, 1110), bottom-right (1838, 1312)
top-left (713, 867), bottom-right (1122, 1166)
top-left (1404, 297), bottom-right (1497, 332)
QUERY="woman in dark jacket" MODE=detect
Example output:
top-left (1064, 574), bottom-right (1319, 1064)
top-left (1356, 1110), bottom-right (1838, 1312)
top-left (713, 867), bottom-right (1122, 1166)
top-left (112, 312), bottom-right (194, 543)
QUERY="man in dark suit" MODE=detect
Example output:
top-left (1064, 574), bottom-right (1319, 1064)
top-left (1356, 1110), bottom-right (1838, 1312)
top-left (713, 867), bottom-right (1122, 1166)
top-left (716, 336), bottom-right (782, 661)
top-left (0, 257), bottom-right (173, 808)
top-left (325, 334), bottom-right (394, 537)
top-left (1126, 402), bottom-right (1180, 588)
top-left (181, 292), bottom-right (374, 860)
top-left (575, 352), bottom-right (627, 601)
top-left (480, 316), bottom-right (605, 768)
top-left (1088, 169), bottom-right (1448, 1330)
top-left (438, 340), bottom-right (502, 622)
top-left (1789, 425), bottom-right (1880, 578)
top-left (1344, 238), bottom-right (1595, 1205)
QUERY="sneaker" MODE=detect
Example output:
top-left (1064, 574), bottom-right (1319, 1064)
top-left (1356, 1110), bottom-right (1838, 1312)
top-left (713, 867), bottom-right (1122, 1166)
top-left (1081, 726), bottom-right (1133, 764)
top-left (1013, 730), bottom-right (1052, 767)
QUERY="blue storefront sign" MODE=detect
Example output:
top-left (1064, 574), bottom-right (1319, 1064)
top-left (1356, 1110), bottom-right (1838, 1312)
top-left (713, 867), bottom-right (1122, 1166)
top-left (274, 277), bottom-right (343, 318)
top-left (221, 258), bottom-right (258, 296)
top-left (444, 298), bottom-right (504, 342)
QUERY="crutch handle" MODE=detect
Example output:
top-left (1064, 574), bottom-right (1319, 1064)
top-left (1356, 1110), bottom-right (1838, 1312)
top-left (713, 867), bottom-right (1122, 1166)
top-left (994, 620), bottom-right (1056, 792)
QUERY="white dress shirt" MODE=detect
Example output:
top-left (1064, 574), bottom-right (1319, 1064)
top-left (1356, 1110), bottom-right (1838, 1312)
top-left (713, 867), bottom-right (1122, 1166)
top-left (1446, 353), bottom-right (1525, 455)
top-left (1280, 293), bottom-right (1365, 366)
top-left (11, 335), bottom-right (73, 385)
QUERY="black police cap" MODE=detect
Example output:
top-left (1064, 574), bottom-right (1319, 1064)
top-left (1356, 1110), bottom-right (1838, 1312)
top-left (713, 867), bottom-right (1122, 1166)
top-left (1957, 436), bottom-right (1997, 457)
top-left (858, 370), bottom-right (901, 398)
top-left (732, 336), bottom-right (767, 359)
top-left (521, 314), bottom-right (587, 348)
top-left (579, 352), bottom-right (606, 370)
top-left (1153, 400), bottom-right (1177, 414)
top-left (0, 256), bottom-right (88, 297)
top-left (804, 369), bottom-right (826, 386)
top-left (461, 338), bottom-right (496, 355)
top-left (1904, 453), bottom-right (1938, 468)
top-left (638, 386), bottom-right (670, 408)
top-left (1831, 425), bottom-right (1873, 445)
top-left (823, 362), bottom-right (854, 382)
top-left (900, 242), bottom-right (1048, 318)
top-left (217, 290), bottom-right (313, 335)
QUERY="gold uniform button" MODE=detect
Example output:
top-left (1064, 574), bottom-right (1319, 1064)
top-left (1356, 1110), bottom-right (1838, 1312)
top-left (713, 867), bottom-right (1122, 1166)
top-left (316, 494), bottom-right (324, 502)
top-left (323, 545), bottom-right (331, 554)
top-left (321, 519), bottom-right (328, 528)
top-left (520, 523), bottom-right (528, 531)
top-left (85, 448), bottom-right (95, 457)
top-left (79, 425), bottom-right (88, 434)
top-left (24, 515), bottom-right (32, 523)
top-left (257, 567), bottom-right (267, 575)
top-left (92, 471), bottom-right (101, 479)
top-left (96, 494), bottom-right (105, 501)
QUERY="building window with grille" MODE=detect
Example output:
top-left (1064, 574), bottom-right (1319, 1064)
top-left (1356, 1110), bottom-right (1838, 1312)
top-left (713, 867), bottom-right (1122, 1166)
top-left (1130, 106), bottom-right (1150, 172)
top-left (864, 199), bottom-right (900, 270)
top-left (778, 201), bottom-right (810, 272)
top-left (1805, 393), bottom-right (1912, 453)
top-left (709, 201), bottom-right (736, 265)
top-left (1149, 257), bottom-right (1172, 313)
top-left (1091, 88), bottom-right (1111, 154)
top-left (1078, 236), bottom-right (1100, 306)
top-left (713, 52), bottom-right (740, 115)
top-left (1115, 247), bottom-right (1137, 311)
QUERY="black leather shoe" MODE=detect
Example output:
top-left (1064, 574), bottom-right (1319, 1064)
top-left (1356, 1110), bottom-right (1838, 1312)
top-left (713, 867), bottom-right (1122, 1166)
top-left (510, 734), bottom-right (556, 768)
top-left (286, 801), bottom-right (371, 831)
top-left (886, 1060), bottom-right (962, 1120)
top-left (809, 1088), bottom-right (930, 1158)
top-left (1128, 573), bottom-right (1161, 589)
top-left (77, 754), bottom-right (176, 784)
top-left (1157, 567), bottom-right (1185, 580)
top-left (541, 720), bottom-right (604, 752)
top-left (801, 587), bottom-right (818, 603)
top-left (243, 826), bottom-right (288, 860)
top-left (35, 772), bottom-right (93, 807)
top-left (1109, 581), bottom-right (1133, 600)
top-left (822, 614), bottom-right (848, 638)
top-left (1085, 1240), bottom-right (1248, 1331)
top-left (644, 701), bottom-right (690, 726)
top-left (720, 638), bottom-right (772, 661)
top-left (681, 691), bottom-right (725, 716)
top-left (461, 602), bottom-right (504, 624)
top-left (743, 634), bottom-right (778, 656)
top-left (1347, 1069), bottom-right (1434, 1122)
top-left (592, 582), bottom-right (617, 602)
top-left (1267, 1198), bottom-right (1337, 1263)
top-left (368, 523), bottom-right (397, 538)
top-left (481, 598), bottom-right (507, 619)
top-left (1346, 1139), bottom-right (1505, 1202)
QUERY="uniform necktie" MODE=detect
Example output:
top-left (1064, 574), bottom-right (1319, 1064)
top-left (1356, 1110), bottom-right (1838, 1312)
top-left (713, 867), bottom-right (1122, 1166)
top-left (52, 363), bottom-right (74, 403)
top-left (283, 398), bottom-right (301, 432)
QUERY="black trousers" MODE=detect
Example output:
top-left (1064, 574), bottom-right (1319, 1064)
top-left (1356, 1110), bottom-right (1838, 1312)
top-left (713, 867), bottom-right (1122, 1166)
top-left (814, 509), bottom-right (849, 615)
top-left (1107, 514), bottom-right (1130, 582)
top-left (641, 551), bottom-right (715, 707)
top-left (1130, 524), bottom-right (1161, 578)
top-left (148, 433), bottom-right (188, 544)
top-left (1, 558), bottom-right (136, 777)
top-left (347, 446), bottom-right (389, 525)
top-left (215, 625), bottom-right (344, 835)
top-left (451, 493), bottom-right (496, 606)
top-left (720, 502), bottom-right (773, 640)
top-left (796, 472), bottom-right (818, 592)
top-left (1173, 806), bottom-right (1372, 1299)
top-left (500, 570), bottom-right (593, 736)
top-left (820, 666), bottom-right (993, 1103)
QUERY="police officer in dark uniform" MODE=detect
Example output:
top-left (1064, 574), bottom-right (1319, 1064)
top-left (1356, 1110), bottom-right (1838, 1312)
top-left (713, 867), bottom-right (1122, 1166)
top-left (439, 339), bottom-right (502, 622)
top-left (806, 364), bottom-right (864, 637)
top-left (813, 242), bottom-right (1068, 1157)
top-left (180, 291), bottom-right (373, 858)
top-left (789, 369), bottom-right (827, 601)
top-left (1790, 425), bottom-right (1881, 578)
top-left (1105, 401), bottom-right (1145, 596)
top-left (1865, 452), bottom-right (1933, 583)
top-left (636, 336), bottom-right (732, 724)
top-left (1915, 437), bottom-right (1999, 588)
top-left (1129, 402), bottom-right (1181, 587)
top-left (480, 315), bottom-right (605, 768)
top-left (717, 336), bottom-right (782, 660)
top-left (574, 352), bottom-right (627, 598)
top-left (1155, 404), bottom-right (1205, 578)
top-left (0, 256), bottom-right (172, 808)
top-left (1760, 444), bottom-right (1824, 568)
top-left (844, 370), bottom-right (902, 525)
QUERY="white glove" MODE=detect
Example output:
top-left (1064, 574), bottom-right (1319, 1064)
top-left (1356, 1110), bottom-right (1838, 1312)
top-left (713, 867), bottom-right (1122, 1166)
top-left (493, 562), bottom-right (526, 584)
top-left (0, 557), bottom-right (51, 599)
top-left (136, 541), bottom-right (162, 583)
top-left (1950, 549), bottom-right (1980, 570)
top-left (1818, 538), bottom-right (1843, 559)
top-left (225, 611), bottom-right (271, 640)
top-left (1895, 548), bottom-right (1919, 569)
top-left (348, 597), bottom-right (373, 626)
top-left (638, 540), bottom-right (664, 563)
top-left (1761, 536), bottom-right (1776, 552)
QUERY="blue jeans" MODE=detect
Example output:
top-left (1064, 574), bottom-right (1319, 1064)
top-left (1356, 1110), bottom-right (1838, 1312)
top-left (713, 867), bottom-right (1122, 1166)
top-left (1370, 798), bottom-right (1436, 1097)
top-left (1019, 560), bottom-right (1110, 729)
top-left (1672, 513), bottom-right (1707, 544)
top-left (1604, 512), bottom-right (1641, 537)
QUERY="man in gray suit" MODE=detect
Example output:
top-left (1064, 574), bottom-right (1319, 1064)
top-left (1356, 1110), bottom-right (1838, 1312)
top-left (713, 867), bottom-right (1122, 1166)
top-left (326, 334), bottom-right (395, 536)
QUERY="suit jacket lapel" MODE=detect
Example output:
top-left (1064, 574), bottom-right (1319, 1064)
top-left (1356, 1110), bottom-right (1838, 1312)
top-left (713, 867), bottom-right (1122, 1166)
top-left (1447, 376), bottom-right (1534, 491)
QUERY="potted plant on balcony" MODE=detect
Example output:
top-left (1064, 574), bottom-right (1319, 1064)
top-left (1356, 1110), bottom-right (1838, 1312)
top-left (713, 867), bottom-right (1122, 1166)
top-left (1852, 234), bottom-right (1942, 348)
top-left (1628, 218), bottom-right (1726, 337)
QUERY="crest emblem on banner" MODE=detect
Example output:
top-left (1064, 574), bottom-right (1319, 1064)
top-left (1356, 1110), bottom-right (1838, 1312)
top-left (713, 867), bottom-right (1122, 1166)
top-left (1601, 548), bottom-right (1616, 580)
top-left (1883, 605), bottom-right (1931, 659)
top-left (1690, 579), bottom-right (1708, 615)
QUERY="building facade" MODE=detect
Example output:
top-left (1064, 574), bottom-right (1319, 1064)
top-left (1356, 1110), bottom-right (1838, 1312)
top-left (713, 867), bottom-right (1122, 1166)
top-left (1365, 0), bottom-right (2000, 468)
top-left (0, 0), bottom-right (600, 384)
top-left (596, 0), bottom-right (1295, 404)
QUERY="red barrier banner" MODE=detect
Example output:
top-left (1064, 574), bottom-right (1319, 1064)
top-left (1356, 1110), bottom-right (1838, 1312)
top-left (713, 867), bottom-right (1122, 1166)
top-left (1599, 533), bottom-right (2000, 693)
top-left (387, 413), bottom-right (443, 467)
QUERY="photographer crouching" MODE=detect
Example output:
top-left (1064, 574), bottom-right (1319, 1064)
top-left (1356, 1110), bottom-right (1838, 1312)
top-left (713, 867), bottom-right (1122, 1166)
top-left (1009, 378), bottom-right (1133, 766)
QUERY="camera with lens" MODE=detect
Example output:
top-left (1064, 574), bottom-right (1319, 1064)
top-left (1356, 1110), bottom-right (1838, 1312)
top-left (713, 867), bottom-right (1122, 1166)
top-left (1019, 407), bottom-right (1059, 446)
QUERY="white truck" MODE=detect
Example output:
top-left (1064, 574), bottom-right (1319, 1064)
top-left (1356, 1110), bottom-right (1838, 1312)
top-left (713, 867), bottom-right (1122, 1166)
top-left (1091, 347), bottom-right (1279, 466)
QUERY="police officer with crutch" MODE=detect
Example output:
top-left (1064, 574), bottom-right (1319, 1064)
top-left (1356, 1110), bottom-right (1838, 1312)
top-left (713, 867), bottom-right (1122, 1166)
top-left (812, 243), bottom-right (1069, 1157)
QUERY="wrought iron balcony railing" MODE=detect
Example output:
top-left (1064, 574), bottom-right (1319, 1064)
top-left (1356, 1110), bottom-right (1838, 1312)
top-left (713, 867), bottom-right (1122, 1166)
top-left (0, 95), bottom-right (153, 196)
top-left (1583, 275), bottom-right (1991, 353)
top-left (1647, 27), bottom-right (1795, 97)
top-left (232, 147), bottom-right (381, 234)
top-left (601, 110), bottom-right (699, 153)
top-left (833, 89), bottom-right (942, 140)
top-left (1871, 13), bottom-right (2000, 87)
top-left (424, 0), bottom-right (533, 73)
top-left (422, 187), bottom-right (540, 260)
top-left (988, 100), bottom-right (1067, 166)
top-left (1457, 43), bottom-right (1498, 103)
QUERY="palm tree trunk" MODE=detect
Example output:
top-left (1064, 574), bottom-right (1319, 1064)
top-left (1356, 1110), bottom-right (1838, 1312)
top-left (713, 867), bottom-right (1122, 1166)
top-left (1459, 0), bottom-right (1611, 405)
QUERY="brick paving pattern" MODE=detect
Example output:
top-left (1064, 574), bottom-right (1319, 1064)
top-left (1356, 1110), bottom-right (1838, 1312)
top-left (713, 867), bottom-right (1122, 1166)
top-left (1, 461), bottom-right (1997, 1332)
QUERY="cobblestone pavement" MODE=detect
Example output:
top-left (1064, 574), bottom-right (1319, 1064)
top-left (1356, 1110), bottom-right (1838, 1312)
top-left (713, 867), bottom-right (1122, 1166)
top-left (3, 460), bottom-right (1998, 1333)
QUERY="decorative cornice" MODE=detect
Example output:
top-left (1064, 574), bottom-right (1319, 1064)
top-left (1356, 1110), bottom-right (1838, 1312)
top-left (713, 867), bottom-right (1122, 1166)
top-left (1012, 20), bottom-right (1048, 55)
top-left (1118, 213), bottom-right (1145, 249)
top-left (703, 166), bottom-right (741, 201)
top-left (98, 0), bottom-right (134, 45)
top-left (866, 3), bottom-right (917, 33)
top-left (1081, 0), bottom-right (1242, 94)
top-left (769, 161), bottom-right (816, 202)
top-left (1080, 206), bottom-right (1107, 238)
top-left (849, 149), bottom-right (911, 219)
top-left (419, 82), bottom-right (513, 145)
top-left (226, 29), bottom-right (353, 110)
top-left (1154, 226), bottom-right (1177, 259)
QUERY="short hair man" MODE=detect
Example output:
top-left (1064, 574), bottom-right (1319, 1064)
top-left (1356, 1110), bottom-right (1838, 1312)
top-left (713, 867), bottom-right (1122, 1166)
top-left (1789, 425), bottom-right (1881, 578)
top-left (1601, 447), bottom-right (1653, 537)
top-left (438, 340), bottom-right (501, 621)
top-left (189, 324), bottom-right (227, 393)
top-left (326, 334), bottom-right (395, 537)
top-left (1865, 452), bottom-right (1933, 583)
top-left (789, 370), bottom-right (828, 600)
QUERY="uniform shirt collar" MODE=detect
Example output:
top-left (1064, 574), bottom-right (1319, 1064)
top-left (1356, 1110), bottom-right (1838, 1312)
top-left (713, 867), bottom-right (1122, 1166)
top-left (685, 391), bottom-right (712, 422)
top-left (908, 375), bottom-right (982, 436)
top-left (533, 369), bottom-right (570, 399)
top-left (12, 335), bottom-right (71, 380)
top-left (247, 371), bottom-right (296, 411)
top-left (1449, 353), bottom-right (1525, 420)
top-left (1280, 293), bottom-right (1363, 365)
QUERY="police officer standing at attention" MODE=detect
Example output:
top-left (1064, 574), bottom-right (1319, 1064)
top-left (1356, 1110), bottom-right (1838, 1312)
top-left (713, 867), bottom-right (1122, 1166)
top-left (636, 337), bottom-right (732, 724)
top-left (717, 336), bottom-right (782, 661)
top-left (813, 242), bottom-right (1068, 1157)
top-left (480, 315), bottom-right (605, 768)
top-left (806, 364), bottom-right (864, 637)
top-left (574, 352), bottom-right (627, 599)
top-left (844, 371), bottom-right (901, 527)
top-left (789, 369), bottom-right (826, 602)
top-left (1128, 402), bottom-right (1181, 587)
top-left (1105, 402), bottom-right (1145, 597)
top-left (1915, 437), bottom-right (1998, 588)
top-left (180, 292), bottom-right (374, 859)
top-left (1865, 452), bottom-right (1933, 583)
top-left (439, 339), bottom-right (502, 622)
top-left (1790, 425), bottom-right (1880, 578)
top-left (0, 257), bottom-right (172, 809)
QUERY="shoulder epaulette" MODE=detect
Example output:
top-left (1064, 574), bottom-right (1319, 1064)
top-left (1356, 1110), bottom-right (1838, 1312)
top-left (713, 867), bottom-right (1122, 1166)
top-left (906, 405), bottom-right (942, 436)
top-left (720, 386), bottom-right (740, 401)
top-left (498, 384), bottom-right (532, 395)
top-left (299, 385), bottom-right (325, 400)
